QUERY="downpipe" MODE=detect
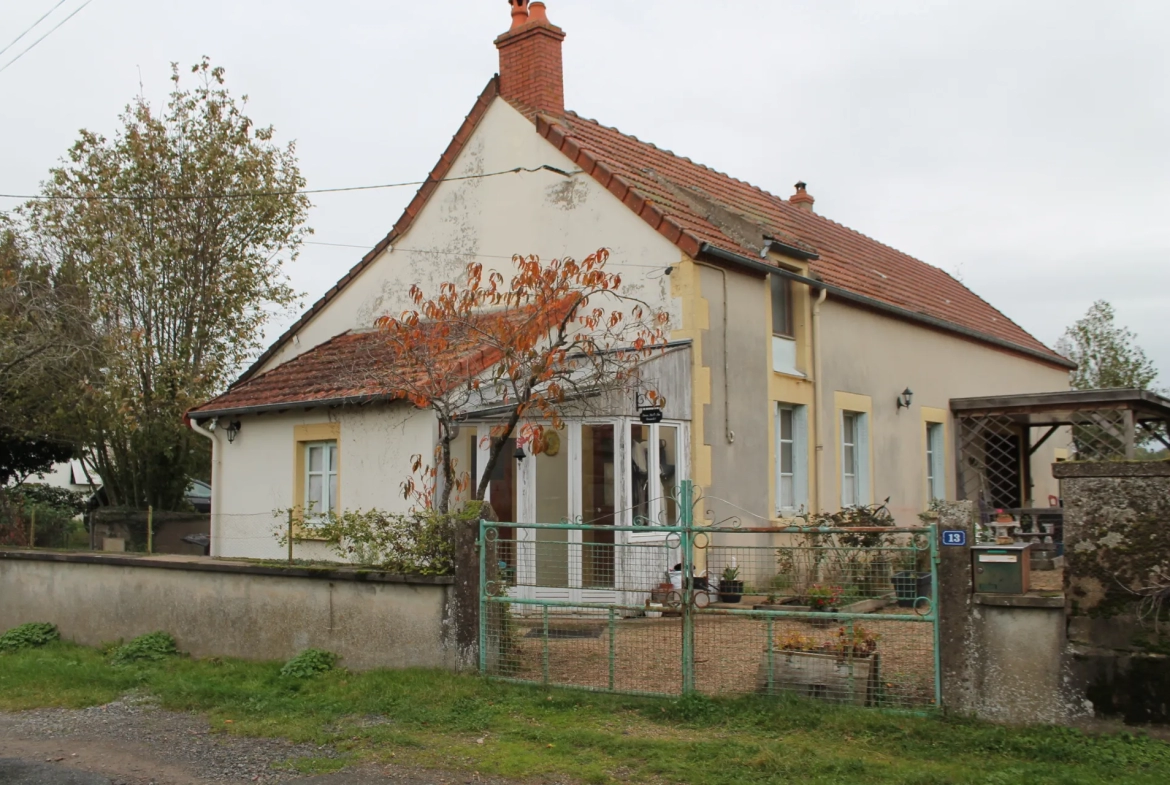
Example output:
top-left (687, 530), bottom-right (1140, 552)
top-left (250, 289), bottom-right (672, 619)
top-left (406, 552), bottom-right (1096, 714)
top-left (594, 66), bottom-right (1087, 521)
top-left (188, 416), bottom-right (220, 557)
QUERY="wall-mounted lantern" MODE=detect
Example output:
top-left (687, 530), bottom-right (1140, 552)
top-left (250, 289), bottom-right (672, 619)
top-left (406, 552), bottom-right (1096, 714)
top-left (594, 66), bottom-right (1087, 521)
top-left (225, 420), bottom-right (243, 444)
top-left (896, 388), bottom-right (914, 412)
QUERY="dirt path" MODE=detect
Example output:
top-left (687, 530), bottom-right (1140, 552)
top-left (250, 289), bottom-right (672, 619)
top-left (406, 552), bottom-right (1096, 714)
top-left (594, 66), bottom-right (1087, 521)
top-left (0, 699), bottom-right (522, 785)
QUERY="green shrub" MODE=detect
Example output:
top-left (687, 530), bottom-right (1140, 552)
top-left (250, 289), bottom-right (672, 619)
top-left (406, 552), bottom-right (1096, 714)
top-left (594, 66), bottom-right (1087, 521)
top-left (0, 622), bottom-right (60, 652)
top-left (109, 631), bottom-right (178, 665)
top-left (280, 648), bottom-right (337, 678)
top-left (275, 506), bottom-right (478, 574)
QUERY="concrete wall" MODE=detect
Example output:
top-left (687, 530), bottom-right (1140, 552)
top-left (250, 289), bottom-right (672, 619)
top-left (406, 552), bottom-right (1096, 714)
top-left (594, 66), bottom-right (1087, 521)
top-left (212, 402), bottom-right (433, 560)
top-left (1056, 460), bottom-right (1170, 724)
top-left (818, 300), bottom-right (1070, 523)
top-left (260, 98), bottom-right (683, 374)
top-left (0, 551), bottom-right (453, 672)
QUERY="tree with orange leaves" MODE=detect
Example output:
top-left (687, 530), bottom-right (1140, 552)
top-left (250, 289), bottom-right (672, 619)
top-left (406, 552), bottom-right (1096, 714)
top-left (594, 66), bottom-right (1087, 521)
top-left (364, 248), bottom-right (670, 513)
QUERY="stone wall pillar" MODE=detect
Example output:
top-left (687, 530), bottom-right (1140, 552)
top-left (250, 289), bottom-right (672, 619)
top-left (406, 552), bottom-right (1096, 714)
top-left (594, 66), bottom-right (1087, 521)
top-left (934, 501), bottom-right (978, 711)
top-left (1055, 460), bottom-right (1170, 724)
top-left (449, 502), bottom-right (497, 672)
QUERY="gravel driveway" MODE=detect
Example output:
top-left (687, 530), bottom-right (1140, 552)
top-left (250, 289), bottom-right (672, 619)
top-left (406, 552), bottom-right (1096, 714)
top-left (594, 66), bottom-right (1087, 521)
top-left (0, 697), bottom-right (524, 785)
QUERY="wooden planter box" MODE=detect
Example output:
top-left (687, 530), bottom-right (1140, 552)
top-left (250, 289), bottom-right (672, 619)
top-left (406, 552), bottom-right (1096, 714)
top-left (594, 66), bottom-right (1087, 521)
top-left (758, 649), bottom-right (879, 706)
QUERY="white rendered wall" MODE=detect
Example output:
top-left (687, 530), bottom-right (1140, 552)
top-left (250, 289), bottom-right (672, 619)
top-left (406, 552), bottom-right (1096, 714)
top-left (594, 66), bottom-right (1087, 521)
top-left (260, 97), bottom-right (684, 373)
top-left (212, 403), bottom-right (434, 560)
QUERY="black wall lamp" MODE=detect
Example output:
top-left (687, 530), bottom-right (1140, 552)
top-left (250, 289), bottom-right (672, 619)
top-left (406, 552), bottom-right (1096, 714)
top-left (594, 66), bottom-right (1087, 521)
top-left (225, 420), bottom-right (243, 443)
top-left (896, 388), bottom-right (914, 412)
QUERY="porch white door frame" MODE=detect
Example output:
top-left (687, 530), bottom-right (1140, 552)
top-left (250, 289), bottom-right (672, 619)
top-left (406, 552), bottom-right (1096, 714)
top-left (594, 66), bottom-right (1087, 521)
top-left (476, 418), bottom-right (690, 607)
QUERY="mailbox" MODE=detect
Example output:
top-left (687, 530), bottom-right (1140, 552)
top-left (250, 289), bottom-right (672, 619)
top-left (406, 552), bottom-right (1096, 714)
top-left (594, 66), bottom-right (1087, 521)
top-left (972, 544), bottom-right (1031, 594)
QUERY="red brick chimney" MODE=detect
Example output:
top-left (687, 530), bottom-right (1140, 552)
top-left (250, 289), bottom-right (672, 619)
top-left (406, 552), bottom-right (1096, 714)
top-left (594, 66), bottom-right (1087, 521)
top-left (790, 181), bottom-right (815, 212)
top-left (495, 1), bottom-right (566, 116)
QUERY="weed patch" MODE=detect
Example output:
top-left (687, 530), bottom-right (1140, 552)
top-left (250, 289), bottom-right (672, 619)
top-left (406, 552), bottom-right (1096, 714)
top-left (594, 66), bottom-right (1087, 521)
top-left (0, 622), bottom-right (60, 652)
top-left (280, 649), bottom-right (337, 679)
top-left (109, 632), bottom-right (178, 665)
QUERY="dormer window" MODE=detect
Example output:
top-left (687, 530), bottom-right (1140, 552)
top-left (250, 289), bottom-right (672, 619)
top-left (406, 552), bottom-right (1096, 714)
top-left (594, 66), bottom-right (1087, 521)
top-left (771, 274), bottom-right (794, 338)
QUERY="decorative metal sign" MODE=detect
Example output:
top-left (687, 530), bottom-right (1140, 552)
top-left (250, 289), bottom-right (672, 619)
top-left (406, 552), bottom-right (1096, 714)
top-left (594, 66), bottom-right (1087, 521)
top-left (639, 408), bottom-right (664, 424)
top-left (942, 530), bottom-right (967, 546)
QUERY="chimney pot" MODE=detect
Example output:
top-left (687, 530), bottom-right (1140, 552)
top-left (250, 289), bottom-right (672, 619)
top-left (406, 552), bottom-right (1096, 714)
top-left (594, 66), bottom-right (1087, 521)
top-left (509, 0), bottom-right (529, 30)
top-left (790, 181), bottom-right (815, 212)
top-left (529, 1), bottom-right (549, 22)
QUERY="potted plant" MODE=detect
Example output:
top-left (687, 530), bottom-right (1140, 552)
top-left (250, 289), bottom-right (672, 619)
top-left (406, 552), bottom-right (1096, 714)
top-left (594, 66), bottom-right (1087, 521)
top-left (719, 565), bottom-right (744, 603)
top-left (760, 625), bottom-right (881, 705)
top-left (803, 584), bottom-right (843, 612)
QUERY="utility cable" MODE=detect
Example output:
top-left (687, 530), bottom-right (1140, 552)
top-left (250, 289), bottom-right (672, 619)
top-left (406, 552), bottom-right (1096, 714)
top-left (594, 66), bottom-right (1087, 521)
top-left (0, 0), bottom-right (69, 59)
top-left (301, 242), bottom-right (671, 270)
top-left (0, 164), bottom-right (581, 201)
top-left (0, 0), bottom-right (95, 75)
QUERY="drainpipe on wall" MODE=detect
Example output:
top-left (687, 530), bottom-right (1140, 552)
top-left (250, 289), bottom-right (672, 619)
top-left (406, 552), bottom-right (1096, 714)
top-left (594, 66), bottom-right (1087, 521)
top-left (189, 417), bottom-right (220, 557)
top-left (812, 287), bottom-right (828, 514)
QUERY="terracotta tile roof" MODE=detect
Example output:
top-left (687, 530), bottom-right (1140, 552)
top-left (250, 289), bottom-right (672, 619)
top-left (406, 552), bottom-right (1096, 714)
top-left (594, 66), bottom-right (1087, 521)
top-left (530, 110), bottom-right (1070, 367)
top-left (231, 80), bottom-right (1069, 398)
top-left (193, 304), bottom-right (569, 417)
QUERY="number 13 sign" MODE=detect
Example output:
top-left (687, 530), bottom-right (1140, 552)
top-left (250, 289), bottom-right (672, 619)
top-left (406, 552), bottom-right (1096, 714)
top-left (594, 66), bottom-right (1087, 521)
top-left (942, 530), bottom-right (967, 546)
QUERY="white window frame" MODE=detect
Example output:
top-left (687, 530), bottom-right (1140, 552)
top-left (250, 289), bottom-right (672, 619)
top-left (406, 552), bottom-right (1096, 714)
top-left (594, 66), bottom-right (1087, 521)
top-left (926, 422), bottom-right (946, 502)
top-left (775, 403), bottom-right (809, 515)
top-left (627, 419), bottom-right (689, 534)
top-left (304, 440), bottom-right (338, 520)
top-left (840, 411), bottom-right (870, 508)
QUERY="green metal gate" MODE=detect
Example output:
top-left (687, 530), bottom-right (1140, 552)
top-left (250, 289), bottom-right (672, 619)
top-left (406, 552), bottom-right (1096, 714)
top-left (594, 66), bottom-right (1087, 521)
top-left (480, 482), bottom-right (940, 709)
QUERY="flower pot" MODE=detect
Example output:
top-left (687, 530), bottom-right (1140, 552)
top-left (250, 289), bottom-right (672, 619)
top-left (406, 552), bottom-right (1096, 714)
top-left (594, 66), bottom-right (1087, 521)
top-left (718, 579), bottom-right (744, 603)
top-left (892, 571), bottom-right (932, 608)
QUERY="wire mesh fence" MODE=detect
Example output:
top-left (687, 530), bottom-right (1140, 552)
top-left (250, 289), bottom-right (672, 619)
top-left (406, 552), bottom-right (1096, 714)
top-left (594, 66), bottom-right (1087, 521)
top-left (481, 509), bottom-right (940, 710)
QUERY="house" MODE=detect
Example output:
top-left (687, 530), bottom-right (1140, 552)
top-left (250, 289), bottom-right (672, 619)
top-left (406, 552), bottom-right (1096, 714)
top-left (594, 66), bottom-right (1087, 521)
top-left (189, 1), bottom-right (1072, 599)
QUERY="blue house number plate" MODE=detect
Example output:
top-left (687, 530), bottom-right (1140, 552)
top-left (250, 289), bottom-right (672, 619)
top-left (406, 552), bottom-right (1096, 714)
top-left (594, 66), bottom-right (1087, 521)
top-left (942, 530), bottom-right (967, 546)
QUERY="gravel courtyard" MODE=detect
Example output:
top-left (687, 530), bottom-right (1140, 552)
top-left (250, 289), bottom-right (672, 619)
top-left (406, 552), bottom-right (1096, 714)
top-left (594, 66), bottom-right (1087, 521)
top-left (0, 697), bottom-right (524, 785)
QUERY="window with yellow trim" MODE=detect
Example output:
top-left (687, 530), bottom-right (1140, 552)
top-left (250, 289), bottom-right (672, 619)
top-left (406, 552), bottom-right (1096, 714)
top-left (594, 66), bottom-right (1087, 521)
top-left (926, 423), bottom-right (946, 501)
top-left (841, 410), bottom-right (870, 507)
top-left (304, 441), bottom-right (338, 518)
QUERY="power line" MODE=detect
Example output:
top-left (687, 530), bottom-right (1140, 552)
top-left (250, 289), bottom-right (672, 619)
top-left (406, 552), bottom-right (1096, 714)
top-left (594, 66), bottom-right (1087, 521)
top-left (302, 242), bottom-right (670, 269)
top-left (0, 164), bottom-right (580, 201)
top-left (0, 0), bottom-right (69, 59)
top-left (0, 0), bottom-right (95, 75)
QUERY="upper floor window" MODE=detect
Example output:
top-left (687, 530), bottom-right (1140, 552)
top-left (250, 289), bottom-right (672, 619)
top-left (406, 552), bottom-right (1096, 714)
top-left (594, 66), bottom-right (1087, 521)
top-left (771, 274), bottom-right (794, 338)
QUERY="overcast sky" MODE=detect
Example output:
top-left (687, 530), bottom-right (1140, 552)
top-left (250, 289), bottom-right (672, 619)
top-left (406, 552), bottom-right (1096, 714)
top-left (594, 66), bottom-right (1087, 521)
top-left (2, 0), bottom-right (1167, 386)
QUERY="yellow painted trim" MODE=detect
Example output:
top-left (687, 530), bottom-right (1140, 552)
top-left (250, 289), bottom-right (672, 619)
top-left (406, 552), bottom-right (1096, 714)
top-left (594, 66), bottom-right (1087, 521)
top-left (292, 422), bottom-right (341, 539)
top-left (763, 261), bottom-right (817, 515)
top-left (833, 391), bottom-right (874, 508)
top-left (920, 406), bottom-right (951, 506)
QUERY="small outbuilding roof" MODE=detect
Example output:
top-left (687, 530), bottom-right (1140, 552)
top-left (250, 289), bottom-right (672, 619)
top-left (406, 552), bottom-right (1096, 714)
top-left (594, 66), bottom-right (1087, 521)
top-left (950, 388), bottom-right (1170, 425)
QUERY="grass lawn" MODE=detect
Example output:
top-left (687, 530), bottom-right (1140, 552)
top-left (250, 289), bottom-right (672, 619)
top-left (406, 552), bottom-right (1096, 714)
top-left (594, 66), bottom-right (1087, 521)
top-left (2, 642), bottom-right (1169, 784)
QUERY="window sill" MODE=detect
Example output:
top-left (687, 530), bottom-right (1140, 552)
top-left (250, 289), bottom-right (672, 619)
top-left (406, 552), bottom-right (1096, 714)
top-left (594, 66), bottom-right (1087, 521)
top-left (772, 369), bottom-right (807, 380)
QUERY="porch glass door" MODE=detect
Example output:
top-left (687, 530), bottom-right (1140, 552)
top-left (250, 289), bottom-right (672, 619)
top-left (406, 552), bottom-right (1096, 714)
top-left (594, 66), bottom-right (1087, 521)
top-left (581, 424), bottom-right (615, 589)
top-left (534, 428), bottom-right (570, 587)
